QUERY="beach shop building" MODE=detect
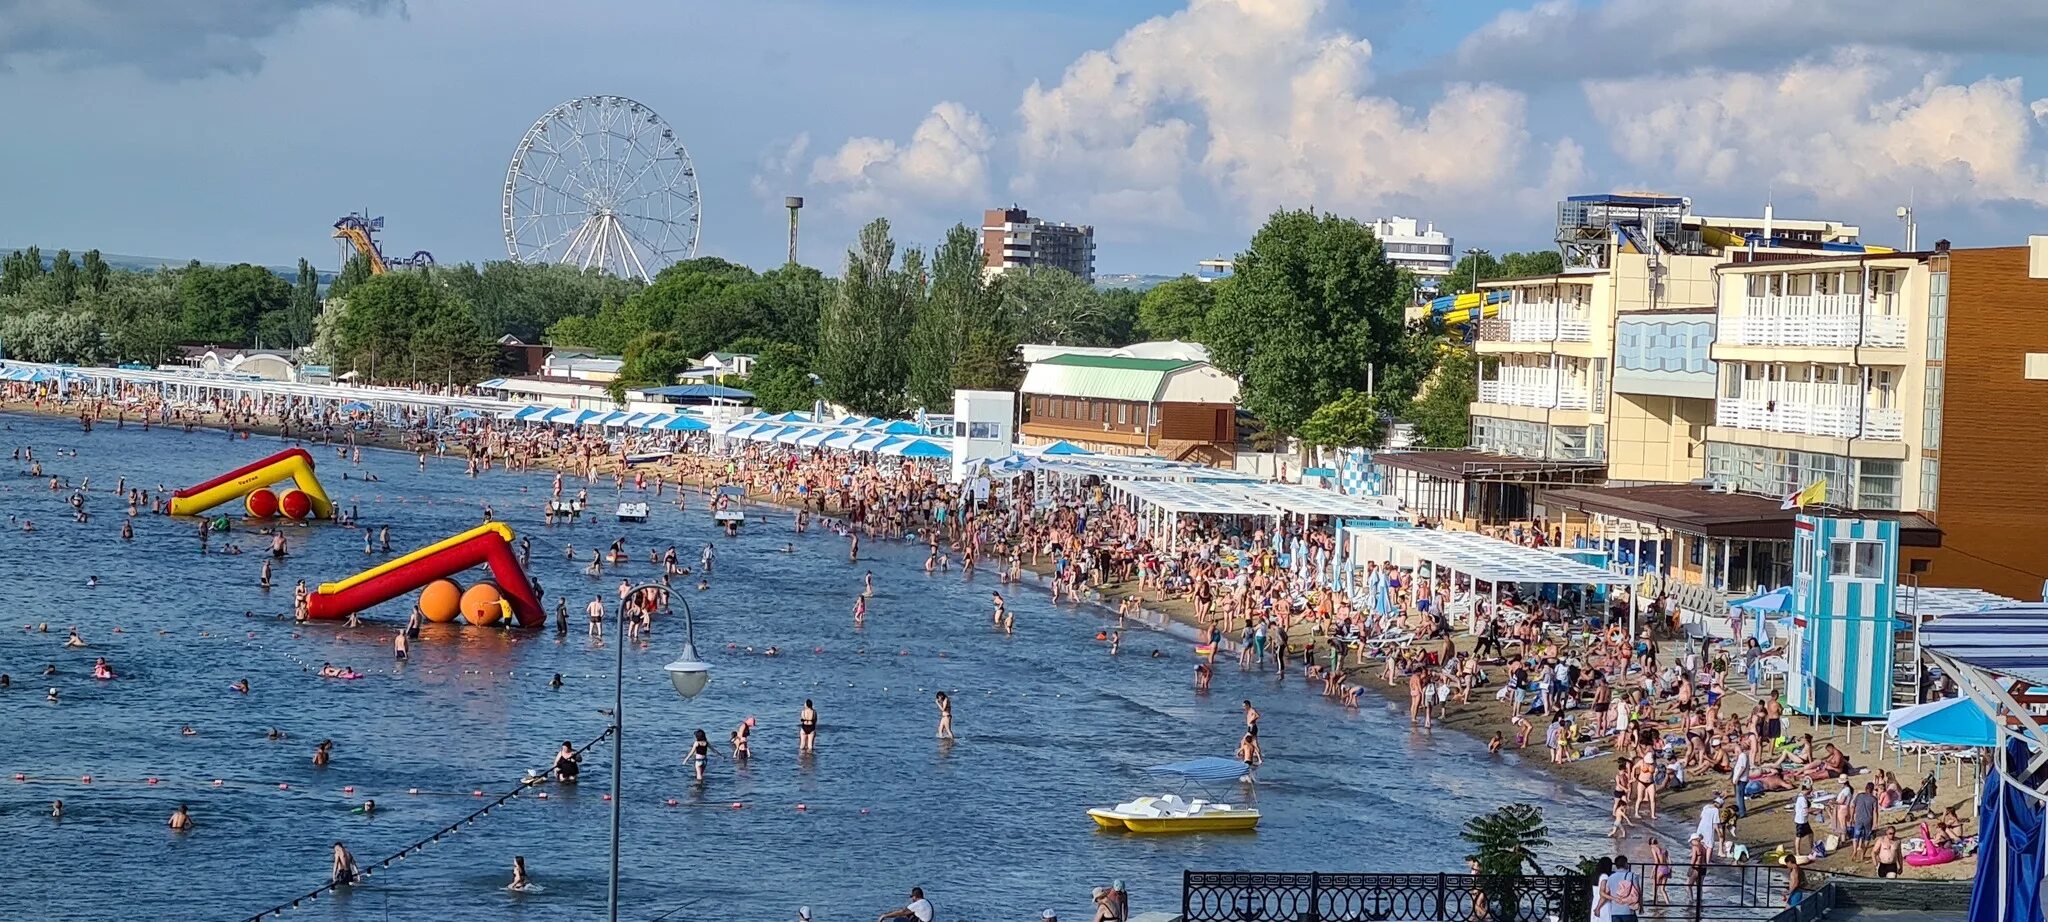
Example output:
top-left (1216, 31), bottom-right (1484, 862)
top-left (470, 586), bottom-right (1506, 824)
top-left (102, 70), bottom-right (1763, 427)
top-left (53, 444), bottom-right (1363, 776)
top-left (1018, 354), bottom-right (1239, 467)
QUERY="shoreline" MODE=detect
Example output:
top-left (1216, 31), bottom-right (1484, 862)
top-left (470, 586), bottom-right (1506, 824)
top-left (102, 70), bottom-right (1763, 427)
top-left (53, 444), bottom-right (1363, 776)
top-left (6, 393), bottom-right (1974, 883)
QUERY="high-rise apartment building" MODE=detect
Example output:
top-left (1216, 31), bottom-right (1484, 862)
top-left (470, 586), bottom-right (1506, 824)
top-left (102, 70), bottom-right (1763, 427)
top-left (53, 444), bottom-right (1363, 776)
top-left (1367, 216), bottom-right (1455, 280)
top-left (981, 207), bottom-right (1096, 282)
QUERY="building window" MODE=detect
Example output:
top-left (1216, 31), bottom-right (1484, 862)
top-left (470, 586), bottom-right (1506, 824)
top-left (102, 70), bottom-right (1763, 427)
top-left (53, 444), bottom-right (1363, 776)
top-left (1926, 271), bottom-right (1949, 362)
top-left (1829, 539), bottom-right (1886, 580)
top-left (1856, 459), bottom-right (1902, 511)
top-left (1920, 458), bottom-right (1940, 514)
top-left (1117, 403), bottom-right (1129, 425)
top-left (1921, 366), bottom-right (1943, 450)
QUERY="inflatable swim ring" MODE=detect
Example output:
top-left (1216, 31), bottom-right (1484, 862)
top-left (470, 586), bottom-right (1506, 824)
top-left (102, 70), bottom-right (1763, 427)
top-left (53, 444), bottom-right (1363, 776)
top-left (1905, 822), bottom-right (1960, 867)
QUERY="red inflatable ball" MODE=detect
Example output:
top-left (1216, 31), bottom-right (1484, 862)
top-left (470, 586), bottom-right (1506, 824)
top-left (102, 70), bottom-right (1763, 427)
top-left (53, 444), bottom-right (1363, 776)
top-left (461, 581), bottom-right (506, 626)
top-left (277, 489), bottom-right (313, 521)
top-left (244, 489), bottom-right (280, 519)
top-left (420, 579), bottom-right (463, 623)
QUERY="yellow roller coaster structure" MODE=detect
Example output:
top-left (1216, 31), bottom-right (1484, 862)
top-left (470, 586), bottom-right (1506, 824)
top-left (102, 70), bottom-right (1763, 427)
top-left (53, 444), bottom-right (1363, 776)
top-left (332, 213), bottom-right (434, 275)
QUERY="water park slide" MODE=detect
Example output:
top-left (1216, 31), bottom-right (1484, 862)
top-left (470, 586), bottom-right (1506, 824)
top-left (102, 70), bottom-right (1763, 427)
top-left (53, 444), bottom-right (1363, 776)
top-left (307, 523), bottom-right (544, 627)
top-left (1696, 224), bottom-right (1896, 254)
top-left (1426, 289), bottom-right (1510, 327)
top-left (169, 448), bottom-right (335, 519)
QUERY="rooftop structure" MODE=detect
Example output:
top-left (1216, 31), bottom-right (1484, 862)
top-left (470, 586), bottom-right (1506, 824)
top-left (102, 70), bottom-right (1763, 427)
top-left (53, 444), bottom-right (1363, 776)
top-left (981, 207), bottom-right (1095, 282)
top-left (1367, 216), bottom-right (1454, 279)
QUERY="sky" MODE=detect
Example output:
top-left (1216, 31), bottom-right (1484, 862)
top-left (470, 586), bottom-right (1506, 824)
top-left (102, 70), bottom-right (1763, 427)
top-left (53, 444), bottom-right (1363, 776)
top-left (7, 0), bottom-right (2048, 277)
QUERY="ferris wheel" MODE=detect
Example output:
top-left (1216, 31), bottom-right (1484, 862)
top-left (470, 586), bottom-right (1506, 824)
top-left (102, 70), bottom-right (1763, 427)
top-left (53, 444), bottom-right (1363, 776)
top-left (502, 95), bottom-right (701, 281)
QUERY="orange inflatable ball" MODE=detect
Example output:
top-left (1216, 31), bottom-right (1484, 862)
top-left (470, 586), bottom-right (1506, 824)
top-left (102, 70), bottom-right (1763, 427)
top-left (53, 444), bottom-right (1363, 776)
top-left (277, 489), bottom-right (313, 521)
top-left (244, 489), bottom-right (280, 518)
top-left (461, 582), bottom-right (506, 626)
top-left (420, 579), bottom-right (463, 623)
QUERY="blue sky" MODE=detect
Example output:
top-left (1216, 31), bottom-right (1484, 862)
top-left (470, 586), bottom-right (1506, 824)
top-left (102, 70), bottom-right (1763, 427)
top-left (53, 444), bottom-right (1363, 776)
top-left (6, 0), bottom-right (2048, 277)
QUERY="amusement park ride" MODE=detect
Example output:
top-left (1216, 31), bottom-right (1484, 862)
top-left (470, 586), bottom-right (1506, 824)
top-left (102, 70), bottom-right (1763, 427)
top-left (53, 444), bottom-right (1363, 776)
top-left (331, 212), bottom-right (434, 274)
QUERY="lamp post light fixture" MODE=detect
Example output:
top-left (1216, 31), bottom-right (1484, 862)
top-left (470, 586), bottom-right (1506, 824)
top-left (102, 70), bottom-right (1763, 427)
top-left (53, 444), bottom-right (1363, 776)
top-left (609, 585), bottom-right (710, 922)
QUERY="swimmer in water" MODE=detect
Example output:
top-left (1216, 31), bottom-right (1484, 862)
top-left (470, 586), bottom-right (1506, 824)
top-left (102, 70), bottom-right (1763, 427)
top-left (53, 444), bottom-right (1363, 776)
top-left (169, 804), bottom-right (192, 831)
top-left (799, 699), bottom-right (818, 754)
top-left (267, 728), bottom-right (286, 741)
top-left (65, 628), bottom-right (85, 648)
top-left (686, 729), bottom-right (712, 783)
top-left (232, 678), bottom-right (251, 694)
top-left (313, 739), bottom-right (333, 767)
top-left (730, 717), bottom-right (754, 760)
top-left (935, 691), bottom-right (954, 740)
top-left (852, 594), bottom-right (866, 627)
top-left (510, 855), bottom-right (531, 891)
top-left (862, 571), bottom-right (875, 597)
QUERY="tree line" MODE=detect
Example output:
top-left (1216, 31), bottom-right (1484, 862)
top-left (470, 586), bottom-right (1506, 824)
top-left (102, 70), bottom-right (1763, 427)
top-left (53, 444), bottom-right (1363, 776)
top-left (5, 211), bottom-right (1560, 451)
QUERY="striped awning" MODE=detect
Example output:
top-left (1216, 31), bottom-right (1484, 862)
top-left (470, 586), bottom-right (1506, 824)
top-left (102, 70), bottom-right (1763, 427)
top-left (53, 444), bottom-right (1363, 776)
top-left (1922, 605), bottom-right (2048, 686)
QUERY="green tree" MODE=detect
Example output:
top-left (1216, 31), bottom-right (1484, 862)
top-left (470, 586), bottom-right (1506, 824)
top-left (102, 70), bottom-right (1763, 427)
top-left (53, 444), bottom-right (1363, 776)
top-left (80, 249), bottom-right (110, 296)
top-left (1460, 804), bottom-right (1558, 920)
top-left (906, 224), bottom-right (990, 410)
top-left (1, 246), bottom-right (44, 296)
top-left (0, 310), bottom-right (104, 363)
top-left (328, 254), bottom-right (376, 301)
top-left (754, 264), bottom-right (832, 352)
top-left (617, 330), bottom-right (695, 391)
top-left (999, 266), bottom-right (1121, 346)
top-left (816, 218), bottom-right (915, 416)
top-left (49, 249), bottom-right (78, 304)
top-left (1298, 389), bottom-right (1387, 449)
top-left (1439, 249), bottom-right (1564, 296)
top-left (285, 257), bottom-right (321, 347)
top-left (741, 341), bottom-right (819, 414)
top-left (1205, 209), bottom-right (1408, 439)
top-left (1405, 345), bottom-right (1481, 448)
top-left (179, 263), bottom-right (291, 345)
top-left (1137, 274), bottom-right (1216, 341)
top-left (330, 272), bottom-right (487, 383)
top-left (89, 269), bottom-right (182, 364)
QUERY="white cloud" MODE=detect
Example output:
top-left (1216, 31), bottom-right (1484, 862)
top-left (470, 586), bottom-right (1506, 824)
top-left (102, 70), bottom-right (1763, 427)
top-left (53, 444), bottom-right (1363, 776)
top-left (1586, 50), bottom-right (2048, 208)
top-left (0, 0), bottom-right (402, 79)
top-left (1454, 0), bottom-right (2048, 84)
top-left (749, 133), bottom-right (810, 202)
top-left (1006, 0), bottom-right (1564, 227)
top-left (807, 102), bottom-right (993, 215)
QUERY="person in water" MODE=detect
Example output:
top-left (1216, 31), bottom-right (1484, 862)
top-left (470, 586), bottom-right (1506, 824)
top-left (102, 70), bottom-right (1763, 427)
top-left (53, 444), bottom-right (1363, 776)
top-left (553, 741), bottom-right (581, 782)
top-left (331, 841), bottom-right (359, 886)
top-left (799, 699), bottom-right (818, 754)
top-left (686, 729), bottom-right (712, 783)
top-left (510, 855), bottom-right (532, 891)
top-left (169, 804), bottom-right (192, 831)
top-left (935, 691), bottom-right (954, 740)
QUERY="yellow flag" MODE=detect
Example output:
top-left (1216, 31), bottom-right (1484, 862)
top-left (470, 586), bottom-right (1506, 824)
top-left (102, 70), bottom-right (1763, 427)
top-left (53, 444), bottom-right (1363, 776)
top-left (1782, 479), bottom-right (1828, 510)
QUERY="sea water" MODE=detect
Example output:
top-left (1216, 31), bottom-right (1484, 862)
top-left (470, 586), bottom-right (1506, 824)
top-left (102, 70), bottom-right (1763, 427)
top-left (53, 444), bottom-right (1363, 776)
top-left (0, 414), bottom-right (1614, 920)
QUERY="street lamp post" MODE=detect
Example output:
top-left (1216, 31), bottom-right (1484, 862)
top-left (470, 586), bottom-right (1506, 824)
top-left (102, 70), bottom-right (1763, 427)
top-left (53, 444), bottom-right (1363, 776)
top-left (1465, 247), bottom-right (1489, 293)
top-left (608, 584), bottom-right (712, 922)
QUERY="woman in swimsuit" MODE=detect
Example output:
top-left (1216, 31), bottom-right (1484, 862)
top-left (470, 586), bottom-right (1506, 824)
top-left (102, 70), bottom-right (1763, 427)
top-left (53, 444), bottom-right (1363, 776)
top-left (730, 717), bottom-right (754, 760)
top-left (935, 692), bottom-right (953, 740)
top-left (799, 700), bottom-right (818, 754)
top-left (687, 729), bottom-right (712, 783)
top-left (510, 855), bottom-right (532, 891)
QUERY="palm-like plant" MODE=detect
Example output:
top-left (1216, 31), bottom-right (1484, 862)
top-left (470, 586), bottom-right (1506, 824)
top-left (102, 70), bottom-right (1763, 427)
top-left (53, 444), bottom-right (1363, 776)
top-left (1461, 804), bottom-right (1556, 921)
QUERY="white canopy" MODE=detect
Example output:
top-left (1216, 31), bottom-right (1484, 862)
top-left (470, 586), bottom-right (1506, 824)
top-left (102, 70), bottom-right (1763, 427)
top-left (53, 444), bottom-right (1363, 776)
top-left (1114, 479), bottom-right (1280, 517)
top-left (1229, 481), bottom-right (1404, 519)
top-left (1348, 527), bottom-right (1634, 586)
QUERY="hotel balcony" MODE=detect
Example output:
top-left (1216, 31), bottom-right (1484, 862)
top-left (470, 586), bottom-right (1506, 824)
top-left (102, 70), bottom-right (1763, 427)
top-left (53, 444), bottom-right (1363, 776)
top-left (1477, 368), bottom-right (1596, 412)
top-left (1714, 382), bottom-right (1904, 441)
top-left (1476, 301), bottom-right (1594, 347)
top-left (1721, 294), bottom-right (1906, 350)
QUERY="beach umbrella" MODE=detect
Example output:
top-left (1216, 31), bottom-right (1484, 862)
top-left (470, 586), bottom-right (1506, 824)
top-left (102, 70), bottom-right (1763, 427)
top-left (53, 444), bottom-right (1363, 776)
top-left (339, 401), bottom-right (373, 413)
top-left (1039, 440), bottom-right (1093, 456)
top-left (450, 409), bottom-right (482, 421)
top-left (879, 420), bottom-right (923, 435)
top-left (662, 415), bottom-right (710, 432)
top-left (1886, 696), bottom-right (1997, 747)
top-left (891, 438), bottom-right (951, 460)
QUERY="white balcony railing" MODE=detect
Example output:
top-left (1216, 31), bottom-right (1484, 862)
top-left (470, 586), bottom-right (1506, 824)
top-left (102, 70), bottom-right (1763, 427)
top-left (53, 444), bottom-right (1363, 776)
top-left (1478, 301), bottom-right (1594, 344)
top-left (1726, 295), bottom-right (1906, 349)
top-left (1478, 371), bottom-right (1593, 411)
top-left (1715, 381), bottom-right (1904, 440)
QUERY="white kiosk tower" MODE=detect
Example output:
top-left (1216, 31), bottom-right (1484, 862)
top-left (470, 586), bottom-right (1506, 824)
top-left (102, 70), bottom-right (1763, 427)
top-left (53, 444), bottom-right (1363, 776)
top-left (951, 389), bottom-right (1016, 482)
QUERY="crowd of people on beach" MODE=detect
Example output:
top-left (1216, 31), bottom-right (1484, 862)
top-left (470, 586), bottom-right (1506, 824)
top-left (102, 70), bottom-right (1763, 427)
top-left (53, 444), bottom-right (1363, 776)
top-left (0, 380), bottom-right (1981, 917)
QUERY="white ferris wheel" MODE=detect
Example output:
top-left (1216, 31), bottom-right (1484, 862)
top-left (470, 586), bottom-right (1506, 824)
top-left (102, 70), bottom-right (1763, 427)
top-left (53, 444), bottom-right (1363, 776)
top-left (502, 95), bottom-right (701, 281)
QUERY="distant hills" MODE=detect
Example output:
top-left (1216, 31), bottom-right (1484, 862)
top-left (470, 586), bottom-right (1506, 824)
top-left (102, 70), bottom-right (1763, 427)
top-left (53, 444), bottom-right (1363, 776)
top-left (0, 248), bottom-right (335, 284)
top-left (1095, 273), bottom-right (1178, 292)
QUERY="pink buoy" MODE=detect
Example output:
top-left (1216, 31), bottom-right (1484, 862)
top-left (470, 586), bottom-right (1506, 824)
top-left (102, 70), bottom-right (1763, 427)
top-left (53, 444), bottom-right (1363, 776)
top-left (730, 802), bottom-right (743, 810)
top-left (212, 779), bottom-right (224, 787)
top-left (472, 790), bottom-right (483, 797)
top-left (278, 783), bottom-right (289, 790)
top-left (343, 786), bottom-right (355, 794)
top-left (536, 792), bottom-right (548, 800)
top-left (602, 793), bottom-right (612, 801)
top-left (860, 808), bottom-right (870, 815)
top-left (12, 773), bottom-right (24, 781)
top-left (80, 775), bottom-right (92, 784)
top-left (664, 798), bottom-right (678, 807)
top-left (147, 778), bottom-right (159, 785)
top-left (795, 803), bottom-right (807, 811)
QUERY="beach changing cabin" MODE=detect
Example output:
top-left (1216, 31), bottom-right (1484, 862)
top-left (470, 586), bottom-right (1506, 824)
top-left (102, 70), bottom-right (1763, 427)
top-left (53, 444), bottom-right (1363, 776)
top-left (1783, 515), bottom-right (1899, 719)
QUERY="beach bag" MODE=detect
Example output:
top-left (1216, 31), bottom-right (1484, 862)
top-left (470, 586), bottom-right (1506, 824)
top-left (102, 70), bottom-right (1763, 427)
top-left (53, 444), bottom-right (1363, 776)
top-left (1609, 873), bottom-right (1640, 908)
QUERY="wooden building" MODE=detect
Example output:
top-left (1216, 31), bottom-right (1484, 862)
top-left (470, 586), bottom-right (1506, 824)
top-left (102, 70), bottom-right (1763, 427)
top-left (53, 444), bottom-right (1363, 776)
top-left (1017, 354), bottom-right (1240, 466)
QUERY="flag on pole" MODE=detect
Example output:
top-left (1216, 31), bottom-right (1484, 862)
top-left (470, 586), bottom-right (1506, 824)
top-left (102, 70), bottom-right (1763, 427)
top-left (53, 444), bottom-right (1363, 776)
top-left (1781, 479), bottom-right (1827, 510)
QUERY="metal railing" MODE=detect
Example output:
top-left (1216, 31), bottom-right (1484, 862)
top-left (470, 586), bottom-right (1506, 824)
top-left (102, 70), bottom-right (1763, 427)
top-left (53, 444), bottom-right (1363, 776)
top-left (1477, 376), bottom-right (1593, 411)
top-left (1715, 395), bottom-right (1903, 440)
top-left (1727, 296), bottom-right (1906, 349)
top-left (1631, 861), bottom-right (1785, 921)
top-left (1478, 302), bottom-right (1594, 344)
top-left (1181, 870), bottom-right (1589, 922)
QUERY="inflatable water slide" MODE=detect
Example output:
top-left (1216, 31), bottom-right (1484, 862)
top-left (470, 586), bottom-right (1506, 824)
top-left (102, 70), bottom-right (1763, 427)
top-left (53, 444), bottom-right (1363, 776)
top-left (169, 448), bottom-right (334, 519)
top-left (307, 523), bottom-right (543, 627)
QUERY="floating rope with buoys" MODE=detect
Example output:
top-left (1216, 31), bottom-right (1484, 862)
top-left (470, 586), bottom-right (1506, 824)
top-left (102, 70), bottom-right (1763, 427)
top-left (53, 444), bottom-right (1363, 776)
top-left (236, 728), bottom-right (610, 922)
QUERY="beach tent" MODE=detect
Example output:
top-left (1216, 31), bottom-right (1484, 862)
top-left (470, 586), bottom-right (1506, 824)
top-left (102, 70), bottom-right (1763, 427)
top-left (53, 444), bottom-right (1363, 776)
top-left (722, 422), bottom-right (761, 439)
top-left (822, 430), bottom-right (862, 450)
top-left (478, 378), bottom-right (509, 389)
top-left (662, 415), bottom-right (710, 432)
top-left (776, 427), bottom-right (812, 445)
top-left (881, 437), bottom-right (950, 459)
top-left (878, 420), bottom-right (924, 435)
top-left (798, 428), bottom-right (835, 448)
top-left (770, 411), bottom-right (811, 423)
top-left (637, 414), bottom-right (679, 430)
top-left (1886, 696), bottom-right (1998, 748)
top-left (747, 426), bottom-right (786, 442)
top-left (515, 406), bottom-right (554, 421)
top-left (590, 411), bottom-right (628, 427)
top-left (849, 432), bottom-right (894, 453)
top-left (1038, 440), bottom-right (1093, 456)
